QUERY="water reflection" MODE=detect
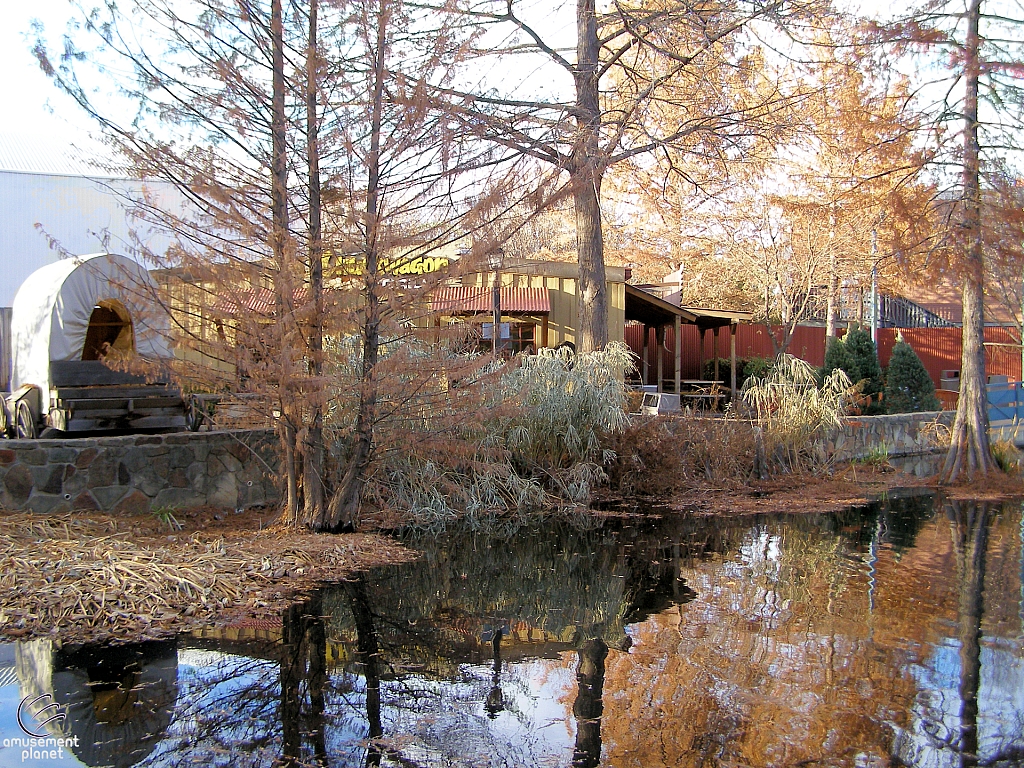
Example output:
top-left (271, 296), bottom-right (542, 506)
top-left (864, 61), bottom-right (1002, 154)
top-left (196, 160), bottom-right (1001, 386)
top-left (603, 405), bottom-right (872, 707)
top-left (0, 494), bottom-right (1022, 767)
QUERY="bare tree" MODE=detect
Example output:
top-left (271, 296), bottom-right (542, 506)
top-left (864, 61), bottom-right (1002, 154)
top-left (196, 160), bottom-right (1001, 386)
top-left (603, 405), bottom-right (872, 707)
top-left (418, 0), bottom-right (834, 351)
top-left (34, 0), bottom-right (544, 529)
top-left (875, 0), bottom-right (1024, 480)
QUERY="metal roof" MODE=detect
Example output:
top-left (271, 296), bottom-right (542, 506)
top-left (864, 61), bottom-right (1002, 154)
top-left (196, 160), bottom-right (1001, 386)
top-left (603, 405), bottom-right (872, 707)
top-left (0, 133), bottom-right (124, 178)
top-left (625, 284), bottom-right (751, 329)
top-left (432, 286), bottom-right (550, 314)
top-left (212, 287), bottom-right (310, 317)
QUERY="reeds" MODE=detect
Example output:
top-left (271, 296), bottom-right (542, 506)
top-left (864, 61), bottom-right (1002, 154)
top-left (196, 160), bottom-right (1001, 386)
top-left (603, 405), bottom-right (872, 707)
top-left (742, 354), bottom-right (852, 473)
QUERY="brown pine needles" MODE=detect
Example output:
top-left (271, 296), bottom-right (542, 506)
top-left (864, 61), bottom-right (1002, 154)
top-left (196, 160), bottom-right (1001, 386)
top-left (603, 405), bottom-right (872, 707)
top-left (0, 512), bottom-right (415, 643)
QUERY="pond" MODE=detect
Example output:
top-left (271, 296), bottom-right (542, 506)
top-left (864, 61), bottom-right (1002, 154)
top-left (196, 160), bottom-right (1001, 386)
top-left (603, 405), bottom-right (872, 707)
top-left (2, 493), bottom-right (1022, 767)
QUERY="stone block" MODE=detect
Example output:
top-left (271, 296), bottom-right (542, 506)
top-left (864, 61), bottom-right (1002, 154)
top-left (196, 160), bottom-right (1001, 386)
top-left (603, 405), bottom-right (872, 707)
top-left (70, 491), bottom-right (100, 511)
top-left (4, 464), bottom-right (34, 505)
top-left (169, 469), bottom-right (189, 488)
top-left (132, 466), bottom-right (166, 498)
top-left (26, 494), bottom-right (71, 515)
top-left (112, 489), bottom-right (152, 516)
top-left (46, 447), bottom-right (77, 464)
top-left (122, 449), bottom-right (152, 474)
top-left (135, 436), bottom-right (164, 446)
top-left (75, 448), bottom-right (99, 468)
top-left (117, 462), bottom-right (131, 486)
top-left (20, 449), bottom-right (48, 466)
top-left (167, 447), bottom-right (195, 470)
top-left (153, 487), bottom-right (205, 509)
top-left (92, 485), bottom-right (129, 510)
top-left (34, 465), bottom-right (65, 495)
top-left (208, 472), bottom-right (238, 508)
top-left (185, 462), bottom-right (205, 488)
top-left (88, 457), bottom-right (117, 487)
top-left (0, 449), bottom-right (16, 466)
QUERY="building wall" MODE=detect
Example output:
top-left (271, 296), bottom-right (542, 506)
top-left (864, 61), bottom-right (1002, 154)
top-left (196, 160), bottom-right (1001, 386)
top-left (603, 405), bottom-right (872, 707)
top-left (462, 262), bottom-right (626, 347)
top-left (0, 171), bottom-right (184, 308)
top-left (627, 323), bottom-right (1024, 386)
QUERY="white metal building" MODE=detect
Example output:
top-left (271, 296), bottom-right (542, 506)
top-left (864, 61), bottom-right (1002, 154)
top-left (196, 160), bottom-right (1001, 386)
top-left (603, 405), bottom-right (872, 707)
top-left (0, 133), bottom-right (184, 388)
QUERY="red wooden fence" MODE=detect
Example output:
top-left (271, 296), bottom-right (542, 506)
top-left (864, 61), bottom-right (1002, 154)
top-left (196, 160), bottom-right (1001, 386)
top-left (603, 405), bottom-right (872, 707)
top-left (624, 323), bottom-right (1023, 387)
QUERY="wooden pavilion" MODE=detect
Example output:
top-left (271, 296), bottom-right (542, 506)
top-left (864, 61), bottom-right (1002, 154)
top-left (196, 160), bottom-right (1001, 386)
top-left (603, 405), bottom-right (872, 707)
top-left (624, 284), bottom-right (752, 400)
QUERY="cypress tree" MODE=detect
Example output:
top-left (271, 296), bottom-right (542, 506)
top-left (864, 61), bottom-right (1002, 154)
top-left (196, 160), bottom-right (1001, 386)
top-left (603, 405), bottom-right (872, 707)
top-left (886, 340), bottom-right (941, 413)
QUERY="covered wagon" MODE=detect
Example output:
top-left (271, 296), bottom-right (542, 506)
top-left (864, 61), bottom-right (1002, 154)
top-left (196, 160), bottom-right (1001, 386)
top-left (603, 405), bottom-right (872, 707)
top-left (6, 253), bottom-right (188, 437)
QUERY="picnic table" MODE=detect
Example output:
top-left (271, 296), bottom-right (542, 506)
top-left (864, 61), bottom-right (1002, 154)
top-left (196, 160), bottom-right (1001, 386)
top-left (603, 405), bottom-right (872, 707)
top-left (678, 380), bottom-right (726, 411)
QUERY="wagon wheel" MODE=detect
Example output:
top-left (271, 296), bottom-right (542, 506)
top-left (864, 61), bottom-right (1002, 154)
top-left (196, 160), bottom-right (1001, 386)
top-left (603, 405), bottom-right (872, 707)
top-left (16, 400), bottom-right (37, 439)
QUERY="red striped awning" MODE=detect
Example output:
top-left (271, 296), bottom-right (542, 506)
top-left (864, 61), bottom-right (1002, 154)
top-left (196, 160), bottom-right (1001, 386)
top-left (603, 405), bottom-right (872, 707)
top-left (431, 286), bottom-right (550, 315)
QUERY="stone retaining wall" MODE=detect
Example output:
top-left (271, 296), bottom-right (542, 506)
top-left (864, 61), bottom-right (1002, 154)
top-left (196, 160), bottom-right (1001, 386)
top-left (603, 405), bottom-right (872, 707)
top-left (828, 411), bottom-right (954, 462)
top-left (0, 430), bottom-right (280, 514)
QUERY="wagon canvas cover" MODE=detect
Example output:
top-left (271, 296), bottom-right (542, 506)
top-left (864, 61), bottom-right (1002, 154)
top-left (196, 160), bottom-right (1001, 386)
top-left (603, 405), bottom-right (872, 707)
top-left (11, 253), bottom-right (172, 412)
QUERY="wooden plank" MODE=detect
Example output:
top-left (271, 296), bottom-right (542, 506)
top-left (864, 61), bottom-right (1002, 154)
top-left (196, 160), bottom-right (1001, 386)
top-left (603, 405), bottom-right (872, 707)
top-left (56, 397), bottom-right (184, 411)
top-left (67, 415), bottom-right (187, 431)
top-left (50, 360), bottom-right (165, 387)
top-left (53, 385), bottom-right (180, 400)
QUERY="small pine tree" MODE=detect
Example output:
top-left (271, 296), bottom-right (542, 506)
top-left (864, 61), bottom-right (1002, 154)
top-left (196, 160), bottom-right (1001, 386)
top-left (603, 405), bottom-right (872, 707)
top-left (885, 340), bottom-right (941, 413)
top-left (822, 337), bottom-right (860, 385)
top-left (843, 326), bottom-right (885, 414)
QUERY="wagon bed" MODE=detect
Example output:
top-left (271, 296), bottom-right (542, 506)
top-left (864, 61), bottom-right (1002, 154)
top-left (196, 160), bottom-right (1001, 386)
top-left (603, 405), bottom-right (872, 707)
top-left (47, 361), bottom-right (186, 434)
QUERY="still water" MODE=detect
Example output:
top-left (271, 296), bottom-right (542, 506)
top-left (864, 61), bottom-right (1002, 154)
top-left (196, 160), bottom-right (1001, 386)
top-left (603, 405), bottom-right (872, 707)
top-left (1, 494), bottom-right (1022, 768)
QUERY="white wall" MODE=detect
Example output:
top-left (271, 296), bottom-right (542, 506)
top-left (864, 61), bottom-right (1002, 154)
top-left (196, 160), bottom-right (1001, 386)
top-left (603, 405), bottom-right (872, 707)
top-left (0, 170), bottom-right (182, 307)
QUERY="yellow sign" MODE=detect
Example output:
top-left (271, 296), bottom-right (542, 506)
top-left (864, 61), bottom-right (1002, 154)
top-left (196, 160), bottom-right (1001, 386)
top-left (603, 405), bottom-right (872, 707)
top-left (326, 253), bottom-right (450, 277)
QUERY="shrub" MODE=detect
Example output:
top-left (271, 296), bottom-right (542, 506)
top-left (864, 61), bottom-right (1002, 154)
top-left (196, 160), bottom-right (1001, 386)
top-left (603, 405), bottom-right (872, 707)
top-left (885, 339), bottom-right (941, 413)
top-left (991, 439), bottom-right (1023, 474)
top-left (821, 337), bottom-right (860, 385)
top-left (369, 342), bottom-right (635, 525)
top-left (603, 414), bottom-right (756, 495)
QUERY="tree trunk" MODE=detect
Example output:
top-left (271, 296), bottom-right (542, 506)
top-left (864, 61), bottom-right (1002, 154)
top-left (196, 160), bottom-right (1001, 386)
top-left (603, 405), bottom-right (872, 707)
top-left (323, 0), bottom-right (388, 530)
top-left (346, 577), bottom-right (383, 764)
top-left (302, 0), bottom-right (326, 527)
top-left (573, 0), bottom-right (608, 353)
top-left (943, 0), bottom-right (993, 482)
top-left (946, 500), bottom-right (990, 768)
top-left (270, 0), bottom-right (301, 519)
top-left (825, 217), bottom-right (838, 339)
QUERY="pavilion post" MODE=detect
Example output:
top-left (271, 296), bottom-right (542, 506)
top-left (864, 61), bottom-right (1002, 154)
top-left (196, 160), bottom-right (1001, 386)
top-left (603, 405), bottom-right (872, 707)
top-left (674, 316), bottom-right (682, 395)
top-left (642, 324), bottom-right (649, 385)
top-left (713, 327), bottom-right (720, 381)
top-left (656, 325), bottom-right (665, 393)
top-left (730, 322), bottom-right (738, 402)
top-left (698, 327), bottom-right (706, 378)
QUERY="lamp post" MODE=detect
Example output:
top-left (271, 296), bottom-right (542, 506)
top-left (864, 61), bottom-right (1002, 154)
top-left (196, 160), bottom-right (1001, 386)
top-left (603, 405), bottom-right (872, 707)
top-left (487, 251), bottom-right (502, 358)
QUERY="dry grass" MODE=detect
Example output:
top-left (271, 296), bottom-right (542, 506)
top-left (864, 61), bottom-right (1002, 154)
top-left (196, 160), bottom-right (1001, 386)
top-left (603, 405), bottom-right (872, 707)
top-left (602, 415), bottom-right (757, 497)
top-left (0, 508), bottom-right (415, 643)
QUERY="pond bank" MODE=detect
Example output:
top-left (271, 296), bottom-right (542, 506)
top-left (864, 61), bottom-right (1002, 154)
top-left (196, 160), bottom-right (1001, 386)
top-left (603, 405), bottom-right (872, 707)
top-left (2, 460), bottom-right (1022, 645)
top-left (0, 505), bottom-right (415, 644)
